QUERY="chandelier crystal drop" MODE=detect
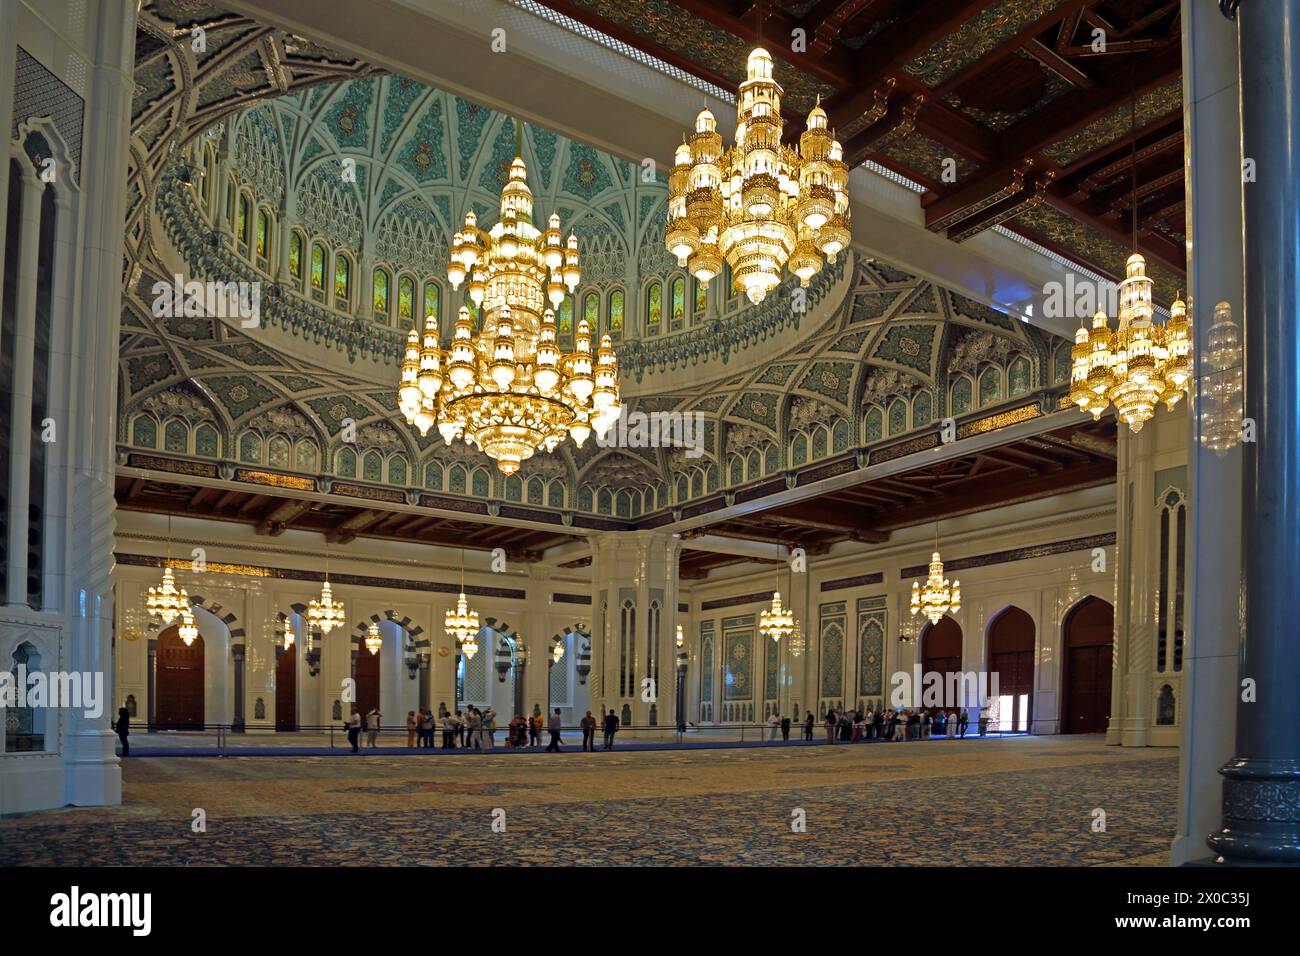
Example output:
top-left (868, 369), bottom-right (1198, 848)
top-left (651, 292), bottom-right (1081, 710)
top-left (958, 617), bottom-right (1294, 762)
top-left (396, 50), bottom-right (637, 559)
top-left (307, 579), bottom-right (346, 634)
top-left (759, 590), bottom-right (796, 641)
top-left (445, 551), bottom-right (480, 659)
top-left (147, 565), bottom-right (189, 625)
top-left (364, 622), bottom-right (382, 656)
top-left (1198, 301), bottom-right (1243, 457)
top-left (911, 538), bottom-right (961, 626)
top-left (176, 605), bottom-right (199, 646)
top-left (1068, 258), bottom-right (1192, 433)
top-left (666, 48), bottom-right (851, 304)
top-left (399, 143), bottom-right (621, 475)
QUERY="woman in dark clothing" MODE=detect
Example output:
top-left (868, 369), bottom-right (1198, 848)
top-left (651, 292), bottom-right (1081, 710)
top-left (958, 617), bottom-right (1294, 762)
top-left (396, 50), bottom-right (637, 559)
top-left (803, 711), bottom-right (815, 741)
top-left (114, 707), bottom-right (130, 756)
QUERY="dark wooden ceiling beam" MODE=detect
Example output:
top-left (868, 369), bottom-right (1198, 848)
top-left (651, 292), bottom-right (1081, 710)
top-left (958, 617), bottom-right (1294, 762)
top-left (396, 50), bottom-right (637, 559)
top-left (766, 500), bottom-right (889, 541)
top-left (256, 498), bottom-right (315, 536)
top-left (325, 509), bottom-right (384, 544)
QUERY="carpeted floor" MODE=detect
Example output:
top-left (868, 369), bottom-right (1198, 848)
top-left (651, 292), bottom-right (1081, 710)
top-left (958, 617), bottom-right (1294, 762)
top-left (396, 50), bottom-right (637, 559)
top-left (0, 735), bottom-right (1178, 866)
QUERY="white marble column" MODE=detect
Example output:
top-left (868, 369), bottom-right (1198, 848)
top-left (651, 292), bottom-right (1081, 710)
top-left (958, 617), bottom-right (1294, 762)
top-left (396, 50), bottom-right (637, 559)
top-left (1109, 421), bottom-right (1156, 746)
top-left (5, 165), bottom-right (45, 607)
top-left (0, 0), bottom-right (17, 333)
top-left (1171, 0), bottom-right (1244, 865)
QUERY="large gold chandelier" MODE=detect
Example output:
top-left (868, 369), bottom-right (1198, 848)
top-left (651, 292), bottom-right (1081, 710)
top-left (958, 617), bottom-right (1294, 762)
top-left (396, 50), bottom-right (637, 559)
top-left (147, 565), bottom-right (188, 625)
top-left (399, 140), bottom-right (621, 476)
top-left (666, 48), bottom-right (850, 304)
top-left (911, 527), bottom-right (960, 625)
top-left (759, 590), bottom-right (796, 641)
top-left (1069, 256), bottom-right (1191, 432)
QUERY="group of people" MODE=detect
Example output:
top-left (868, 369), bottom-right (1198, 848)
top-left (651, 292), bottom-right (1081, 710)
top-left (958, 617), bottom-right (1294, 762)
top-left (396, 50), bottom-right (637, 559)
top-left (800, 706), bottom-right (972, 743)
top-left (345, 704), bottom-right (627, 753)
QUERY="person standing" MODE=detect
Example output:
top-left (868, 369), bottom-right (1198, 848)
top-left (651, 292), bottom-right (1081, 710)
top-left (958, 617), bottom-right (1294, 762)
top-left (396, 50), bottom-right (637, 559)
top-left (824, 708), bottom-right (837, 744)
top-left (407, 710), bottom-right (418, 748)
top-left (466, 707), bottom-right (482, 750)
top-left (767, 711), bottom-right (780, 742)
top-left (421, 709), bottom-right (436, 748)
top-left (780, 713), bottom-right (791, 741)
top-left (603, 708), bottom-right (619, 750)
top-left (803, 711), bottom-right (815, 741)
top-left (546, 708), bottom-right (564, 752)
top-left (529, 709), bottom-right (542, 748)
top-left (482, 707), bottom-right (497, 750)
top-left (580, 710), bottom-right (596, 751)
top-left (346, 708), bottom-right (361, 753)
top-left (959, 708), bottom-right (970, 738)
top-left (365, 706), bottom-right (382, 748)
top-left (114, 706), bottom-right (131, 757)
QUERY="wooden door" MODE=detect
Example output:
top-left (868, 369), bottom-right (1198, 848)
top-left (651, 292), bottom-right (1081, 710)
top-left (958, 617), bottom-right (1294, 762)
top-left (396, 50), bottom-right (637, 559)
top-left (275, 646), bottom-right (297, 730)
top-left (1061, 597), bottom-right (1114, 734)
top-left (355, 644), bottom-right (381, 726)
top-left (156, 626), bottom-right (204, 729)
top-left (922, 617), bottom-right (963, 678)
top-left (988, 607), bottom-right (1035, 731)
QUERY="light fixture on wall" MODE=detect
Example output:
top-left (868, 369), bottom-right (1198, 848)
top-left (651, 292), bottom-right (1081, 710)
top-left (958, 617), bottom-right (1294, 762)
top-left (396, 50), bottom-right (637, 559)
top-left (399, 121), bottom-right (621, 476)
top-left (146, 514), bottom-right (189, 625)
top-left (307, 544), bottom-right (346, 635)
top-left (665, 44), bottom-right (850, 304)
top-left (446, 549), bottom-right (481, 660)
top-left (911, 524), bottom-right (960, 625)
top-left (1068, 86), bottom-right (1191, 433)
top-left (177, 605), bottom-right (199, 646)
top-left (365, 622), bottom-right (382, 656)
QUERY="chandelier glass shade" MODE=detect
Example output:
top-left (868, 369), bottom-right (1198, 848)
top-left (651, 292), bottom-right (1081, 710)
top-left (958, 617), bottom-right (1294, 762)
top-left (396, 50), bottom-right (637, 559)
top-left (1198, 301), bottom-right (1243, 457)
top-left (759, 590), bottom-right (796, 641)
top-left (666, 48), bottom-right (851, 304)
top-left (147, 565), bottom-right (189, 625)
top-left (399, 148), bottom-right (622, 475)
top-left (911, 537), bottom-right (961, 625)
top-left (307, 579), bottom-right (346, 635)
top-left (176, 605), bottom-right (199, 646)
top-left (364, 622), bottom-right (382, 656)
top-left (1069, 254), bottom-right (1192, 433)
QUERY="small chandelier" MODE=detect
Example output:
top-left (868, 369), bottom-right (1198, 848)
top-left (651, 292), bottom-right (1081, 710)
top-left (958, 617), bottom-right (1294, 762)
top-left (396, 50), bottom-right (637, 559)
top-left (787, 624), bottom-right (805, 658)
top-left (280, 617), bottom-right (295, 649)
top-left (760, 591), bottom-right (796, 641)
top-left (1199, 301), bottom-right (1243, 457)
top-left (1068, 89), bottom-right (1191, 433)
top-left (176, 605), bottom-right (199, 646)
top-left (147, 565), bottom-right (189, 625)
top-left (667, 48), bottom-right (850, 304)
top-left (551, 640), bottom-right (565, 664)
top-left (307, 545), bottom-right (345, 635)
top-left (446, 549), bottom-right (480, 659)
top-left (399, 123), bottom-right (621, 475)
top-left (364, 622), bottom-right (382, 656)
top-left (911, 526), bottom-right (960, 625)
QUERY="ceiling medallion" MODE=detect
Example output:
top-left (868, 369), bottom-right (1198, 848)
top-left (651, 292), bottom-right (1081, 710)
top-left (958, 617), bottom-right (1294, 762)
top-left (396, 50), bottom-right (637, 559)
top-left (399, 126), bottom-right (622, 476)
top-left (910, 526), bottom-right (961, 626)
top-left (666, 48), bottom-right (851, 304)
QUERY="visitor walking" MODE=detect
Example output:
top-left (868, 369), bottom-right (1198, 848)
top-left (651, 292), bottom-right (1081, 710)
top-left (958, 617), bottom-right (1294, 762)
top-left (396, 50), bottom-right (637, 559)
top-left (580, 710), bottom-right (596, 751)
top-left (114, 706), bottom-right (130, 757)
top-left (365, 706), bottom-right (382, 748)
top-left (603, 708), bottom-right (619, 750)
top-left (345, 707), bottom-right (361, 752)
top-left (546, 708), bottom-right (564, 752)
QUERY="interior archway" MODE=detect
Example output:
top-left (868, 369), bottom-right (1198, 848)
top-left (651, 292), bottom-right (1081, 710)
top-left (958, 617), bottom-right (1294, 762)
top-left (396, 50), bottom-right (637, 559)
top-left (275, 641), bottom-right (297, 731)
top-left (921, 616), bottom-right (963, 681)
top-left (987, 606), bottom-right (1035, 733)
top-left (1061, 596), bottom-right (1115, 734)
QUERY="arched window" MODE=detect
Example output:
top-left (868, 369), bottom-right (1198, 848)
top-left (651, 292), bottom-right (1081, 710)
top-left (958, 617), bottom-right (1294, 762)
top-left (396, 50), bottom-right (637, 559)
top-left (334, 253), bottom-right (351, 307)
top-left (558, 295), bottom-right (574, 344)
top-left (373, 267), bottom-right (390, 321)
top-left (526, 476), bottom-right (544, 505)
top-left (1157, 489), bottom-right (1187, 673)
top-left (583, 291), bottom-right (598, 332)
top-left (729, 455), bottom-right (744, 485)
top-left (913, 391), bottom-right (933, 428)
top-left (423, 281), bottom-right (439, 326)
top-left (746, 448), bottom-right (761, 479)
top-left (950, 375), bottom-right (973, 415)
top-left (6, 643), bottom-right (45, 752)
top-left (832, 418), bottom-right (850, 453)
top-left (505, 475), bottom-right (523, 502)
top-left (888, 398), bottom-right (908, 435)
top-left (267, 434), bottom-right (290, 468)
top-left (864, 405), bottom-right (884, 443)
top-left (597, 488), bottom-right (612, 515)
top-left (236, 191), bottom-right (250, 246)
top-left (791, 432), bottom-right (808, 467)
top-left (578, 485), bottom-right (593, 511)
top-left (295, 439), bottom-right (318, 472)
top-left (336, 446), bottom-right (357, 477)
top-left (397, 275), bottom-right (415, 329)
top-left (225, 174), bottom-right (236, 225)
top-left (812, 424), bottom-right (828, 459)
top-left (311, 242), bottom-right (326, 292)
top-left (978, 366), bottom-right (1002, 407)
top-left (289, 231), bottom-right (304, 282)
top-left (547, 480), bottom-right (565, 509)
top-left (387, 455), bottom-right (407, 485)
top-left (238, 432), bottom-right (262, 463)
top-left (255, 207), bottom-right (270, 260)
top-left (1009, 355), bottom-right (1032, 396)
top-left (670, 276), bottom-right (685, 331)
top-left (163, 419), bottom-right (187, 453)
top-left (425, 462), bottom-right (443, 490)
top-left (608, 288), bottom-right (624, 340)
top-left (363, 451), bottom-right (382, 482)
top-left (195, 423), bottom-right (219, 458)
top-left (693, 276), bottom-right (708, 320)
top-left (471, 468), bottom-right (490, 498)
top-left (646, 281), bottom-right (662, 336)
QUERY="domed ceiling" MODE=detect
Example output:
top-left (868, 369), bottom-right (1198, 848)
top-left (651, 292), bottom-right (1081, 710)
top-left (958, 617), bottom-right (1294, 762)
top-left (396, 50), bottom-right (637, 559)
top-left (120, 0), bottom-right (1078, 534)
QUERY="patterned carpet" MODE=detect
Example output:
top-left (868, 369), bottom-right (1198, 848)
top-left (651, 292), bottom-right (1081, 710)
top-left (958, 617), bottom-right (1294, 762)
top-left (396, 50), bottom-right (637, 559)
top-left (0, 735), bottom-right (1178, 866)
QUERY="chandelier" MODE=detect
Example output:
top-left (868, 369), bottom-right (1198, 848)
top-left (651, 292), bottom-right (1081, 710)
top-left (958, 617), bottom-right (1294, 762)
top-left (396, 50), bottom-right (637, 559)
top-left (760, 591), bottom-right (796, 641)
top-left (666, 48), bottom-right (850, 304)
top-left (147, 565), bottom-right (189, 625)
top-left (307, 545), bottom-right (345, 635)
top-left (675, 624), bottom-right (685, 650)
top-left (399, 131), bottom-right (621, 476)
top-left (364, 622), bottom-right (382, 656)
top-left (1199, 300), bottom-right (1243, 457)
top-left (787, 624), bottom-right (805, 658)
top-left (279, 617), bottom-right (295, 649)
top-left (177, 605), bottom-right (199, 646)
top-left (446, 550), bottom-right (480, 660)
top-left (911, 526), bottom-right (960, 625)
top-left (551, 640), bottom-right (565, 664)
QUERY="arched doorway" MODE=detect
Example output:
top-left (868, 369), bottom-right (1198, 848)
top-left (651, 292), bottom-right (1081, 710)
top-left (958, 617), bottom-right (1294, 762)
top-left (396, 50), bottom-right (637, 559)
top-left (275, 644), bottom-right (297, 731)
top-left (355, 642), bottom-right (380, 723)
top-left (987, 606), bottom-right (1035, 732)
top-left (1061, 596), bottom-right (1114, 734)
top-left (921, 617), bottom-right (963, 677)
top-left (156, 625), bottom-right (205, 729)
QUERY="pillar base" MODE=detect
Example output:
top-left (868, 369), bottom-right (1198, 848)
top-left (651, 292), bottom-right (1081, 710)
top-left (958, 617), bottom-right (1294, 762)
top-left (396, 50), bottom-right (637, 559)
top-left (1206, 758), bottom-right (1300, 863)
